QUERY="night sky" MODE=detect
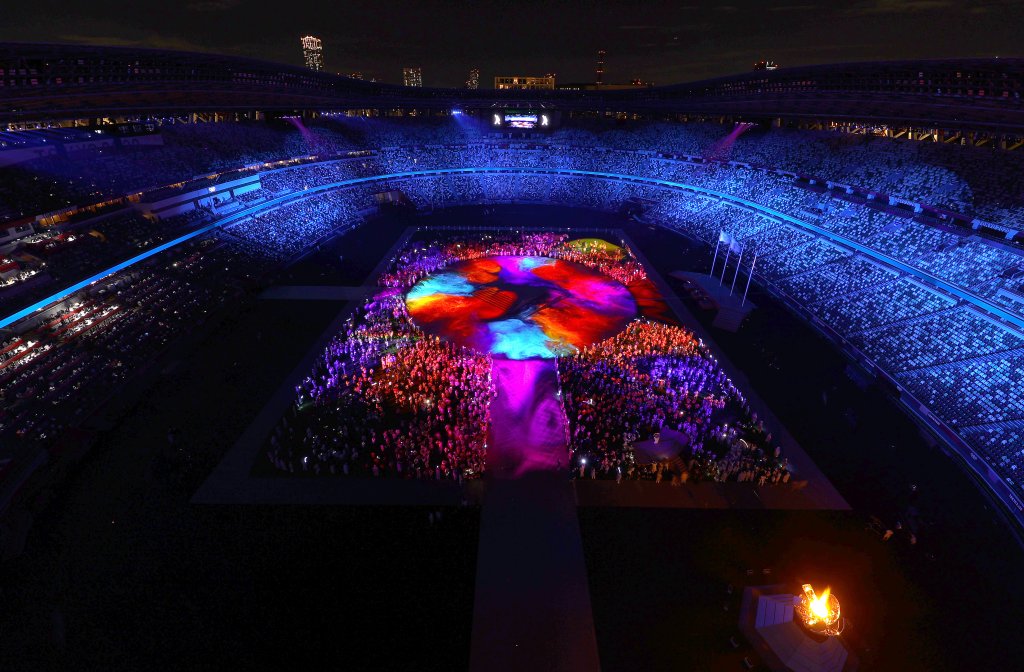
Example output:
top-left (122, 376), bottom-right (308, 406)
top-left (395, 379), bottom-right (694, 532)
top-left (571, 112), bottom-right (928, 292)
top-left (2, 0), bottom-right (1021, 87)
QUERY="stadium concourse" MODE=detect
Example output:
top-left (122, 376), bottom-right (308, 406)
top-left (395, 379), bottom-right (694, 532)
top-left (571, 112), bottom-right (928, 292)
top-left (2, 113), bottom-right (1024, 669)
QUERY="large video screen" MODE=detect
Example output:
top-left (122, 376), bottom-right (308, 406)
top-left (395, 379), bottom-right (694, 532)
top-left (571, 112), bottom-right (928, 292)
top-left (504, 113), bottom-right (538, 129)
top-left (492, 111), bottom-right (553, 130)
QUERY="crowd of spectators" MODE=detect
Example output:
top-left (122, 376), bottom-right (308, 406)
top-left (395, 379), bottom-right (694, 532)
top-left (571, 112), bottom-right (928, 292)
top-left (815, 277), bottom-right (958, 334)
top-left (0, 208), bottom-right (211, 311)
top-left (7, 120), bottom-right (1024, 319)
top-left (4, 116), bottom-right (1023, 232)
top-left (777, 256), bottom-right (898, 305)
top-left (896, 351), bottom-right (1024, 428)
top-left (223, 144), bottom-right (1023, 323)
top-left (0, 236), bottom-right (245, 444)
top-left (0, 122), bottom-right (358, 222)
top-left (855, 307), bottom-right (1024, 373)
top-left (224, 190), bottom-right (365, 262)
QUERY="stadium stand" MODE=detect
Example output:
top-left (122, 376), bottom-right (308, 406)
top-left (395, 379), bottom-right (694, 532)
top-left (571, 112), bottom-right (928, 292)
top-left (4, 115), bottom-right (1024, 508)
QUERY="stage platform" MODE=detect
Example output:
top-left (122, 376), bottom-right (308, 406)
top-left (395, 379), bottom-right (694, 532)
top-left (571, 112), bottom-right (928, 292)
top-left (669, 270), bottom-right (757, 332)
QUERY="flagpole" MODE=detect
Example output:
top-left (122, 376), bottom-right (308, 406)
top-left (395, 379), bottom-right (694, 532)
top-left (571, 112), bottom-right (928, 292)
top-left (720, 246), bottom-right (730, 285)
top-left (742, 250), bottom-right (758, 306)
top-left (710, 235), bottom-right (722, 278)
top-left (730, 248), bottom-right (742, 296)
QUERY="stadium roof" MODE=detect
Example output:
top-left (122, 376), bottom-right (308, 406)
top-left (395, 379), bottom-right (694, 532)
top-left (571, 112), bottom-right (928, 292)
top-left (1, 43), bottom-right (1023, 132)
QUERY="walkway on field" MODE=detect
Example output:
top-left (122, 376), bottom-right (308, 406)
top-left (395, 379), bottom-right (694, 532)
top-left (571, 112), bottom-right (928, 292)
top-left (469, 358), bottom-right (601, 672)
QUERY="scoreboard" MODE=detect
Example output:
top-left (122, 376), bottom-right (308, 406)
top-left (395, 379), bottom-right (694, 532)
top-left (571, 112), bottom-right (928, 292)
top-left (491, 109), bottom-right (558, 131)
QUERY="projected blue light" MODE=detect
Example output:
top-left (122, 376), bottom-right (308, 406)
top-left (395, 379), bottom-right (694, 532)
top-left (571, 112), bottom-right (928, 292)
top-left (487, 319), bottom-right (565, 360)
top-left (517, 256), bottom-right (555, 272)
top-left (405, 272), bottom-right (475, 300)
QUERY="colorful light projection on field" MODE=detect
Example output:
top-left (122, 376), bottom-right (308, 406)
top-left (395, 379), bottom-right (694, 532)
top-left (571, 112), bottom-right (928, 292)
top-left (406, 256), bottom-right (637, 359)
top-left (561, 238), bottom-right (626, 259)
top-left (560, 237), bottom-right (676, 325)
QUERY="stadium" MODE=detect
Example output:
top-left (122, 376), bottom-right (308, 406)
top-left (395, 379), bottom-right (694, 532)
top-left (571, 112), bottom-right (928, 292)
top-left (2, 38), bottom-right (1024, 671)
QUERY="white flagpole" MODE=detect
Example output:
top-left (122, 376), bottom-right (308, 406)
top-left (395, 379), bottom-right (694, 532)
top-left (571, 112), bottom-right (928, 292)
top-left (730, 248), bottom-right (743, 296)
top-left (710, 235), bottom-right (722, 277)
top-left (720, 245), bottom-right (730, 285)
top-left (742, 250), bottom-right (758, 306)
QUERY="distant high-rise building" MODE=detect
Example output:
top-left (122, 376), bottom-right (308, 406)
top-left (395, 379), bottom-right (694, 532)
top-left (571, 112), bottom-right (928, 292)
top-left (466, 68), bottom-right (480, 90)
top-left (348, 72), bottom-right (364, 80)
top-left (753, 59), bottom-right (780, 71)
top-left (494, 74), bottom-right (556, 90)
top-left (300, 36), bottom-right (324, 72)
top-left (403, 67), bottom-right (423, 87)
top-left (596, 49), bottom-right (606, 86)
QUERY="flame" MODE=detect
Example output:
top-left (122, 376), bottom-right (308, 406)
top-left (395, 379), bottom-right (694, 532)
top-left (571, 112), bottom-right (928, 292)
top-left (809, 587), bottom-right (831, 620)
top-left (798, 583), bottom-right (842, 635)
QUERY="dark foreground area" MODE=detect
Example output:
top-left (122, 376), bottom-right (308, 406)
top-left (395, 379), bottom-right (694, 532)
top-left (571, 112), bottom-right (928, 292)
top-left (597, 223), bottom-right (1024, 671)
top-left (0, 214), bottom-right (479, 672)
top-left (1, 205), bottom-right (1022, 671)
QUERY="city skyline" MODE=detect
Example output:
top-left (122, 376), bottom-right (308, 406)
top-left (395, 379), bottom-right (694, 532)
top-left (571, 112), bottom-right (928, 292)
top-left (1, 0), bottom-right (1021, 87)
